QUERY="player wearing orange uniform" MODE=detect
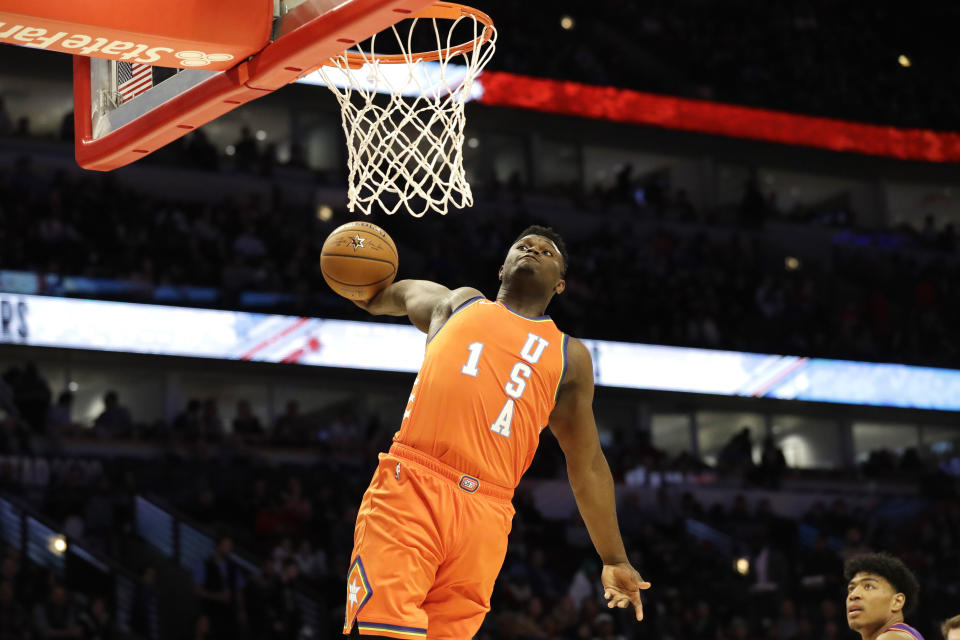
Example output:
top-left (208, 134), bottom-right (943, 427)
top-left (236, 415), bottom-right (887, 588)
top-left (343, 226), bottom-right (650, 640)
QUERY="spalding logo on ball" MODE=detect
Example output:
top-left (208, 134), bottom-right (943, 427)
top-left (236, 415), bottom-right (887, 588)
top-left (320, 222), bottom-right (398, 300)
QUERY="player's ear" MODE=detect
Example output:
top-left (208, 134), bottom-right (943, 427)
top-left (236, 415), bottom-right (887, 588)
top-left (554, 278), bottom-right (566, 295)
top-left (891, 592), bottom-right (905, 612)
top-left (498, 265), bottom-right (504, 281)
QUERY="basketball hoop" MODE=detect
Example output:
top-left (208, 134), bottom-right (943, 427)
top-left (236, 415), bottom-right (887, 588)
top-left (318, 2), bottom-right (496, 217)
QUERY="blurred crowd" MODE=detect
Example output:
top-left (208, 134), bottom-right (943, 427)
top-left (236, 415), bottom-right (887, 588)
top-left (7, 362), bottom-right (957, 491)
top-left (2, 363), bottom-right (958, 640)
top-left (0, 547), bottom-right (119, 640)
top-left (2, 156), bottom-right (960, 368)
top-left (2, 438), bottom-right (958, 640)
top-left (478, 0), bottom-right (960, 130)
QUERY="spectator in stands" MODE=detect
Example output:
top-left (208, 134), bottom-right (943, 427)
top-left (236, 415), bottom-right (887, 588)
top-left (58, 111), bottom-right (74, 142)
top-left (757, 435), bottom-right (788, 488)
top-left (0, 97), bottom-right (13, 137)
top-left (193, 615), bottom-right (211, 640)
top-left (130, 566), bottom-right (157, 639)
top-left (244, 558), bottom-right (279, 640)
top-left (233, 126), bottom-right (260, 172)
top-left (93, 391), bottom-right (133, 439)
top-left (231, 400), bottom-right (264, 443)
top-left (82, 476), bottom-right (118, 553)
top-left (200, 398), bottom-right (224, 443)
top-left (13, 117), bottom-right (30, 138)
top-left (76, 595), bottom-right (113, 640)
top-left (194, 535), bottom-right (238, 640)
top-left (943, 615), bottom-right (960, 640)
top-left (4, 363), bottom-right (51, 434)
top-left (187, 130), bottom-right (220, 172)
top-left (322, 411), bottom-right (361, 451)
top-left (0, 551), bottom-right (22, 602)
top-left (264, 559), bottom-right (302, 640)
top-left (46, 391), bottom-right (75, 438)
top-left (232, 224), bottom-right (267, 260)
top-left (0, 579), bottom-right (29, 640)
top-left (717, 427), bottom-right (755, 476)
top-left (293, 539), bottom-right (325, 579)
top-left (0, 414), bottom-right (29, 456)
top-left (272, 401), bottom-right (307, 445)
top-left (32, 583), bottom-right (82, 639)
top-left (174, 399), bottom-right (203, 442)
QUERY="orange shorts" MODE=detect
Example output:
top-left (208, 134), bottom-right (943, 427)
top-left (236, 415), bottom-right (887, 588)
top-left (343, 443), bottom-right (515, 640)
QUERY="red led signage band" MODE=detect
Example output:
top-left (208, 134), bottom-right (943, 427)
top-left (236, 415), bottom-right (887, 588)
top-left (477, 71), bottom-right (960, 163)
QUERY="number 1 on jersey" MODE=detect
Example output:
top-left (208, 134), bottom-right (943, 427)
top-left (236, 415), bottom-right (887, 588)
top-left (461, 342), bottom-right (484, 377)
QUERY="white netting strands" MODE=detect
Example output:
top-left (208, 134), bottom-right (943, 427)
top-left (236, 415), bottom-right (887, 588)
top-left (318, 3), bottom-right (496, 217)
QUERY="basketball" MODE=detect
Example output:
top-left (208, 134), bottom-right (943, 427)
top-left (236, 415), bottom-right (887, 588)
top-left (320, 221), bottom-right (399, 301)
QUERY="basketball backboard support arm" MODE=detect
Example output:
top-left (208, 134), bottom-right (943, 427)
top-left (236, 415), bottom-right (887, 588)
top-left (71, 0), bottom-right (437, 171)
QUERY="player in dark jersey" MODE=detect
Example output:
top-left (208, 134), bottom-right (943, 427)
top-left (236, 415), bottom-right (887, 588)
top-left (845, 553), bottom-right (924, 640)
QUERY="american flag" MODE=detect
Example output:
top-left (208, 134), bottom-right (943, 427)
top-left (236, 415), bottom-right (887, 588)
top-left (117, 62), bottom-right (153, 103)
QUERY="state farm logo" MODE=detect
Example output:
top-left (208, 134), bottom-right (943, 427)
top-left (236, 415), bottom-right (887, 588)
top-left (0, 20), bottom-right (239, 67)
top-left (175, 51), bottom-right (234, 67)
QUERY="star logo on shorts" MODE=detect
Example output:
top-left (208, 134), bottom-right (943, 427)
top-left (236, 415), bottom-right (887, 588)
top-left (350, 234), bottom-right (365, 251)
top-left (343, 556), bottom-right (373, 633)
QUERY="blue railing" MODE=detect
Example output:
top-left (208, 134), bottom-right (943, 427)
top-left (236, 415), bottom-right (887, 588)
top-left (134, 495), bottom-right (322, 637)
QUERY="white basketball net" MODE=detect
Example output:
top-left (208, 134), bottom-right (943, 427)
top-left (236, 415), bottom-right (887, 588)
top-left (318, 9), bottom-right (496, 217)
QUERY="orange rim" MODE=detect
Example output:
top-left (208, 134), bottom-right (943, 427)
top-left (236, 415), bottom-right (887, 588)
top-left (329, 1), bottom-right (494, 68)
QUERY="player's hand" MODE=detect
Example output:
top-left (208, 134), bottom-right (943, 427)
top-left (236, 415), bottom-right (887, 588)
top-left (601, 562), bottom-right (651, 621)
top-left (351, 297), bottom-right (372, 310)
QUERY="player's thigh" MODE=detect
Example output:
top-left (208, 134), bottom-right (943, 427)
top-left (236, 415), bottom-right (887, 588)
top-left (422, 498), bottom-right (513, 639)
top-left (347, 459), bottom-right (445, 632)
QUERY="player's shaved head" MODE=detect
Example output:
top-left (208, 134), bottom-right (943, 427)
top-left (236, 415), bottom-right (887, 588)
top-left (512, 225), bottom-right (568, 274)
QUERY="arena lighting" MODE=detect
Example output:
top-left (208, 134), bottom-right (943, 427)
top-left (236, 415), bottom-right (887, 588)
top-left (735, 557), bottom-right (750, 575)
top-left (560, 15), bottom-right (575, 30)
top-left (784, 256), bottom-right (801, 271)
top-left (256, 130), bottom-right (268, 141)
top-left (49, 535), bottom-right (67, 555)
top-left (225, 145), bottom-right (236, 156)
top-left (316, 204), bottom-right (334, 221)
top-left (898, 54), bottom-right (912, 68)
top-left (67, 381), bottom-right (78, 392)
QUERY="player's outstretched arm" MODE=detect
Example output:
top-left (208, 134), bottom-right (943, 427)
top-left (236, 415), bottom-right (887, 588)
top-left (548, 337), bottom-right (651, 620)
top-left (353, 279), bottom-right (483, 335)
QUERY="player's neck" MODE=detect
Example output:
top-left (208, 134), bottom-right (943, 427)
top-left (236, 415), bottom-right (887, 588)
top-left (495, 287), bottom-right (549, 318)
top-left (861, 614), bottom-right (905, 640)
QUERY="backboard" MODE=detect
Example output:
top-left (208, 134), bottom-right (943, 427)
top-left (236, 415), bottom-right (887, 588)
top-left (0, 0), bottom-right (436, 170)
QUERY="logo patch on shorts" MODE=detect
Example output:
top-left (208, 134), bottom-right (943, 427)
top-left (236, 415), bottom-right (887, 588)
top-left (343, 556), bottom-right (373, 633)
top-left (458, 475), bottom-right (480, 493)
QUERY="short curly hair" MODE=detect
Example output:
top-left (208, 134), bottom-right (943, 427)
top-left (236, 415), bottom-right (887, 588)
top-left (512, 225), bottom-right (568, 275)
top-left (844, 553), bottom-right (920, 615)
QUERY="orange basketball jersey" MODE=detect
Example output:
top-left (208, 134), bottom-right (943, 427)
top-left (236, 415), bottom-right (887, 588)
top-left (393, 298), bottom-right (568, 488)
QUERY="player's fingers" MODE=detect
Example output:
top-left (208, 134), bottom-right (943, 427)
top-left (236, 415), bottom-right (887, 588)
top-left (637, 581), bottom-right (652, 590)
top-left (603, 589), bottom-right (614, 600)
top-left (630, 588), bottom-right (644, 620)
